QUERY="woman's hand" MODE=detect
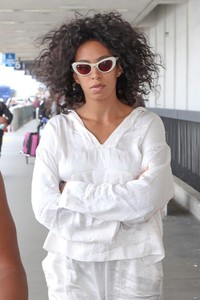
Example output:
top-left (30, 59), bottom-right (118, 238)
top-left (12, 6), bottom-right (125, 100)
top-left (59, 181), bottom-right (66, 193)
top-left (136, 167), bottom-right (148, 179)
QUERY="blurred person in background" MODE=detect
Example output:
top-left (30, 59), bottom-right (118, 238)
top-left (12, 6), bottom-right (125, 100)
top-left (37, 91), bottom-right (60, 135)
top-left (37, 96), bottom-right (51, 134)
top-left (0, 102), bottom-right (13, 156)
top-left (32, 96), bottom-right (40, 119)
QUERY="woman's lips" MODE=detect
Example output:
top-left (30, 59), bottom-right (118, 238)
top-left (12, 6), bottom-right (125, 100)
top-left (90, 84), bottom-right (105, 92)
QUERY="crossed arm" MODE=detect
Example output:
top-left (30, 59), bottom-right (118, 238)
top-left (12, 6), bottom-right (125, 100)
top-left (32, 114), bottom-right (174, 242)
top-left (0, 173), bottom-right (28, 300)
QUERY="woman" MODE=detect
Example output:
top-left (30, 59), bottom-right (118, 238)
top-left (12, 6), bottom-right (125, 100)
top-left (0, 172), bottom-right (28, 300)
top-left (31, 12), bottom-right (174, 299)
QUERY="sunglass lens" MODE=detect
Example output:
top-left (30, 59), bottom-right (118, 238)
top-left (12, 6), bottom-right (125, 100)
top-left (99, 60), bottom-right (113, 72)
top-left (76, 64), bottom-right (91, 75)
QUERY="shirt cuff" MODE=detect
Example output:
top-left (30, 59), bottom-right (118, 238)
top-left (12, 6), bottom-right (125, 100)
top-left (59, 181), bottom-right (88, 213)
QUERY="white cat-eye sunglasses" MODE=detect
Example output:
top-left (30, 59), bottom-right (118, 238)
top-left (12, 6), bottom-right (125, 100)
top-left (72, 56), bottom-right (119, 76)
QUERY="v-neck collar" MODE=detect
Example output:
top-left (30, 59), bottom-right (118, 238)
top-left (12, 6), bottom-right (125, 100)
top-left (68, 107), bottom-right (146, 147)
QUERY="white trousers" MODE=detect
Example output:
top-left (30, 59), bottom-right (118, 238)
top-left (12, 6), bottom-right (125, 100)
top-left (42, 252), bottom-right (163, 300)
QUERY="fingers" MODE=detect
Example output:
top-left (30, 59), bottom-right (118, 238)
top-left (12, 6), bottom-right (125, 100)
top-left (59, 180), bottom-right (66, 193)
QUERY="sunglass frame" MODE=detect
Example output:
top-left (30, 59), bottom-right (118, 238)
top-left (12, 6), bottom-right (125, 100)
top-left (72, 56), bottom-right (119, 76)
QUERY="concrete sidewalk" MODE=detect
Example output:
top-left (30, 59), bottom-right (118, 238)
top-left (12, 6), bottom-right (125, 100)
top-left (0, 119), bottom-right (200, 300)
top-left (163, 200), bottom-right (200, 300)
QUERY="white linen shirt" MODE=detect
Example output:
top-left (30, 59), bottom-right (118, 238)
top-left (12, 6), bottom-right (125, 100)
top-left (31, 107), bottom-right (174, 263)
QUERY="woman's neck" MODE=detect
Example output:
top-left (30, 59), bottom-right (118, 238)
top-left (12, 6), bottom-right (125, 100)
top-left (76, 99), bottom-right (132, 122)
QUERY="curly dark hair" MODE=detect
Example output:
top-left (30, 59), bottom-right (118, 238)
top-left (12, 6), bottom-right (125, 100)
top-left (32, 11), bottom-right (161, 110)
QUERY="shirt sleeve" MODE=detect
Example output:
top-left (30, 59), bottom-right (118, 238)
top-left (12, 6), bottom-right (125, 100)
top-left (31, 118), bottom-right (119, 242)
top-left (60, 114), bottom-right (174, 223)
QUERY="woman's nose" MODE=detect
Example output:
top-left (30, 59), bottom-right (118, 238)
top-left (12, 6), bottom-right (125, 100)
top-left (91, 66), bottom-right (102, 79)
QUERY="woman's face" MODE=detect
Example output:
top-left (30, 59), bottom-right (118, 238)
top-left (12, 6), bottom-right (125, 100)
top-left (73, 40), bottom-right (122, 103)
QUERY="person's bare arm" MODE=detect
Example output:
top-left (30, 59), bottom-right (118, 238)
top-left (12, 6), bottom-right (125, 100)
top-left (0, 173), bottom-right (28, 300)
